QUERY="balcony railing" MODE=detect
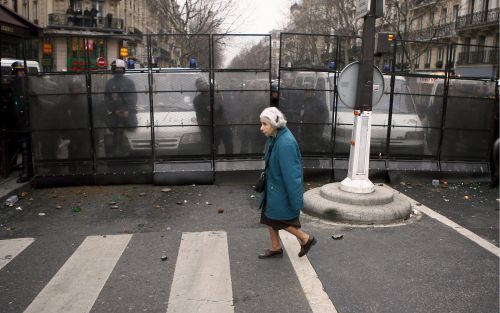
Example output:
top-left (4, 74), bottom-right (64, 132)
top-left (457, 49), bottom-right (499, 65)
top-left (408, 22), bottom-right (456, 40)
top-left (411, 0), bottom-right (438, 9)
top-left (48, 13), bottom-right (124, 32)
top-left (455, 8), bottom-right (500, 30)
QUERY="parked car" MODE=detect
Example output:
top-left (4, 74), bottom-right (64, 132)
top-left (334, 75), bottom-right (425, 156)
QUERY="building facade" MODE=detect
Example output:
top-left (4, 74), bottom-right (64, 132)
top-left (379, 0), bottom-right (498, 77)
top-left (1, 0), bottom-right (175, 71)
top-left (455, 0), bottom-right (499, 77)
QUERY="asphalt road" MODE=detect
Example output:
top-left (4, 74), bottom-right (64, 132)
top-left (0, 181), bottom-right (498, 313)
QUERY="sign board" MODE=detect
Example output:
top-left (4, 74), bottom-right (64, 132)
top-left (97, 57), bottom-right (106, 68)
top-left (355, 0), bottom-right (371, 19)
top-left (337, 61), bottom-right (385, 109)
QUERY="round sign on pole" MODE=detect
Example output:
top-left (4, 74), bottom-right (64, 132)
top-left (337, 61), bottom-right (385, 109)
top-left (97, 57), bottom-right (106, 68)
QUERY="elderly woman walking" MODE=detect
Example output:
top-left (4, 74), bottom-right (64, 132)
top-left (258, 107), bottom-right (316, 259)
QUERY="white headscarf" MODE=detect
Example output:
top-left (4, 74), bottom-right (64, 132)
top-left (260, 107), bottom-right (287, 128)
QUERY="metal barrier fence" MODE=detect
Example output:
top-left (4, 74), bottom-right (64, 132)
top-left (2, 34), bottom-right (271, 185)
top-left (1, 33), bottom-right (497, 185)
top-left (278, 33), bottom-right (498, 178)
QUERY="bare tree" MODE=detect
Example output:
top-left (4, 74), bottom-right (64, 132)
top-left (380, 0), bottom-right (449, 72)
top-left (150, 0), bottom-right (242, 67)
top-left (283, 0), bottom-right (362, 68)
top-left (228, 40), bottom-right (270, 69)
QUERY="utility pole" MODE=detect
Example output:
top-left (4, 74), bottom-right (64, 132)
top-left (340, 0), bottom-right (384, 194)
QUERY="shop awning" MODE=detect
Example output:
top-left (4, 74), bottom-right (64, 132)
top-left (0, 4), bottom-right (42, 37)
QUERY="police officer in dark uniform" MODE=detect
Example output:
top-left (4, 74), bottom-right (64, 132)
top-left (297, 82), bottom-right (329, 153)
top-left (104, 59), bottom-right (137, 157)
top-left (9, 62), bottom-right (33, 182)
top-left (0, 77), bottom-right (13, 177)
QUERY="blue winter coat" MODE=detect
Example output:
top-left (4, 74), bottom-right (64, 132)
top-left (261, 126), bottom-right (304, 220)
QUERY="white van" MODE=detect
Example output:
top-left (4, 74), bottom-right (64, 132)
top-left (334, 75), bottom-right (425, 156)
top-left (1, 58), bottom-right (40, 75)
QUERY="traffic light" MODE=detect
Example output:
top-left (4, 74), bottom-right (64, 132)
top-left (374, 32), bottom-right (396, 56)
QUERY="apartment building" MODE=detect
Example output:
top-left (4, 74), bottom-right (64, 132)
top-left (455, 0), bottom-right (499, 77)
top-left (1, 0), bottom-right (174, 71)
top-left (379, 0), bottom-right (499, 77)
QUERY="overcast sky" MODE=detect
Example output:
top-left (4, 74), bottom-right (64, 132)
top-left (229, 0), bottom-right (291, 34)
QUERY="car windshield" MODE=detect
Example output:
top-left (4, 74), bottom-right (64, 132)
top-left (134, 92), bottom-right (196, 113)
top-left (132, 72), bottom-right (202, 113)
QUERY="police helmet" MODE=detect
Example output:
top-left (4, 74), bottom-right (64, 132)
top-left (11, 61), bottom-right (25, 73)
top-left (111, 59), bottom-right (126, 71)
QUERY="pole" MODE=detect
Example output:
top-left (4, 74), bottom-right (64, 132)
top-left (340, 0), bottom-right (378, 194)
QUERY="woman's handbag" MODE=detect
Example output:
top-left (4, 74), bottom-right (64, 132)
top-left (254, 142), bottom-right (274, 193)
top-left (254, 171), bottom-right (266, 193)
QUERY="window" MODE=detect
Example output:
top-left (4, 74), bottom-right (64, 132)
top-left (440, 8), bottom-right (447, 25)
top-left (482, 0), bottom-right (489, 11)
top-left (437, 48), bottom-right (444, 61)
top-left (468, 0), bottom-right (475, 15)
top-left (448, 45), bottom-right (456, 66)
top-left (33, 0), bottom-right (38, 22)
top-left (463, 38), bottom-right (471, 60)
top-left (417, 16), bottom-right (423, 30)
top-left (93, 0), bottom-right (104, 17)
top-left (478, 36), bottom-right (486, 46)
top-left (23, 0), bottom-right (28, 18)
top-left (425, 49), bottom-right (432, 67)
top-left (75, 0), bottom-right (83, 11)
top-left (414, 51), bottom-right (420, 68)
top-left (453, 5), bottom-right (459, 21)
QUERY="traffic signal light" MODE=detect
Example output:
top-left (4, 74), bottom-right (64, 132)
top-left (374, 32), bottom-right (396, 56)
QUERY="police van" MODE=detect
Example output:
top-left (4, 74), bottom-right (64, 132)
top-left (1, 58), bottom-right (40, 75)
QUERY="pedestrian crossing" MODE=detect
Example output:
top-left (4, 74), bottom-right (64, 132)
top-left (23, 235), bottom-right (131, 313)
top-left (0, 238), bottom-right (34, 271)
top-left (0, 231), bottom-right (337, 313)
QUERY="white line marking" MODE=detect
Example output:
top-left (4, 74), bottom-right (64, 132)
top-left (23, 234), bottom-right (132, 313)
top-left (0, 238), bottom-right (35, 270)
top-left (387, 186), bottom-right (500, 258)
top-left (167, 231), bottom-right (233, 313)
top-left (280, 231), bottom-right (339, 313)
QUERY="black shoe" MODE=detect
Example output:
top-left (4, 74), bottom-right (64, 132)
top-left (258, 248), bottom-right (283, 259)
top-left (298, 235), bottom-right (317, 257)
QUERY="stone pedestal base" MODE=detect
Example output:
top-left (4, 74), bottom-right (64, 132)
top-left (303, 183), bottom-right (412, 225)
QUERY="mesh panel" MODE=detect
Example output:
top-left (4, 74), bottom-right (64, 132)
top-left (214, 91), bottom-right (268, 125)
top-left (32, 130), bottom-right (91, 161)
top-left (30, 94), bottom-right (89, 130)
top-left (214, 126), bottom-right (266, 155)
top-left (441, 129), bottom-right (491, 160)
top-left (214, 72), bottom-right (269, 90)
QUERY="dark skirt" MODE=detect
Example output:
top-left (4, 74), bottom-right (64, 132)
top-left (260, 205), bottom-right (301, 230)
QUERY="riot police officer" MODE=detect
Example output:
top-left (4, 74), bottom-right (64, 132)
top-left (103, 59), bottom-right (137, 157)
top-left (9, 62), bottom-right (33, 182)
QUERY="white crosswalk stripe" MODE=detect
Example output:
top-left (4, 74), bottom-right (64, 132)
top-left (22, 234), bottom-right (131, 313)
top-left (0, 231), bottom-right (337, 313)
top-left (281, 231), bottom-right (339, 313)
top-left (167, 231), bottom-right (234, 313)
top-left (0, 238), bottom-right (35, 270)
